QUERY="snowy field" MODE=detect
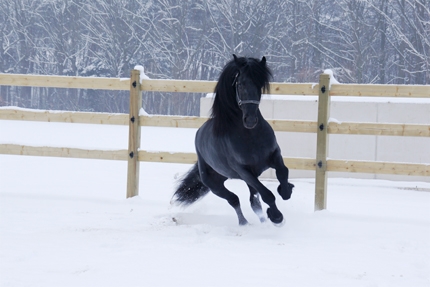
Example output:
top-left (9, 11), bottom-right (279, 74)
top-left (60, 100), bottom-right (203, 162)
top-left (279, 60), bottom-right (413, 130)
top-left (1, 117), bottom-right (429, 287)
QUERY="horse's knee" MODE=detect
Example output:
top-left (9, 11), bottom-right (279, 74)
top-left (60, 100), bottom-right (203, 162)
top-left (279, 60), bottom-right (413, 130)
top-left (275, 165), bottom-right (289, 182)
top-left (278, 182), bottom-right (294, 200)
top-left (259, 191), bottom-right (276, 205)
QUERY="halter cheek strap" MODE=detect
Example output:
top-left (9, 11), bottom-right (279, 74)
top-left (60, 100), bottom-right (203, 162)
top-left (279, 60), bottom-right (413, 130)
top-left (233, 73), bottom-right (260, 107)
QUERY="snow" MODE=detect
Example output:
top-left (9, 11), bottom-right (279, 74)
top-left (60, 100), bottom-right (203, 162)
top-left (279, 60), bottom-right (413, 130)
top-left (324, 69), bottom-right (340, 89)
top-left (139, 108), bottom-right (149, 116)
top-left (134, 65), bottom-right (150, 83)
top-left (1, 119), bottom-right (430, 287)
top-left (329, 117), bottom-right (343, 124)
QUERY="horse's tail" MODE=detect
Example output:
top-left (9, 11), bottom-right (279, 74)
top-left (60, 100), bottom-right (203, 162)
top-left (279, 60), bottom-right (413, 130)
top-left (171, 163), bottom-right (210, 206)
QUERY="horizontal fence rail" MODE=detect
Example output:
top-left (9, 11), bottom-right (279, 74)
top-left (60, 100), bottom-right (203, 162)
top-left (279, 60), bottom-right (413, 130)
top-left (329, 83), bottom-right (430, 98)
top-left (0, 72), bottom-right (429, 210)
top-left (327, 159), bottom-right (429, 176)
top-left (1, 144), bottom-right (428, 177)
top-left (0, 73), bottom-right (130, 91)
top-left (327, 122), bottom-right (430, 137)
top-left (0, 108), bottom-right (129, 125)
top-left (1, 108), bottom-right (429, 137)
top-left (0, 144), bottom-right (128, 161)
top-left (2, 73), bottom-right (429, 97)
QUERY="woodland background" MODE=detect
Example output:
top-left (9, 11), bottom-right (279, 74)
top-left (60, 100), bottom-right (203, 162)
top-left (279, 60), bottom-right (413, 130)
top-left (1, 0), bottom-right (429, 115)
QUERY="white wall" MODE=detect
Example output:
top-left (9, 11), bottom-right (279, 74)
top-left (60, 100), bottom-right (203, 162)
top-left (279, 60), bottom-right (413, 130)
top-left (200, 96), bottom-right (430, 182)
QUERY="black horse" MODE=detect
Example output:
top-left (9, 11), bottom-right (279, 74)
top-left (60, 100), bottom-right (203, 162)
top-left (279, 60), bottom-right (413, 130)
top-left (172, 55), bottom-right (294, 226)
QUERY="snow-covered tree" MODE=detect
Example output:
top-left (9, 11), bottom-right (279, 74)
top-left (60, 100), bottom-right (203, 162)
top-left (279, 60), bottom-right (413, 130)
top-left (1, 0), bottom-right (429, 114)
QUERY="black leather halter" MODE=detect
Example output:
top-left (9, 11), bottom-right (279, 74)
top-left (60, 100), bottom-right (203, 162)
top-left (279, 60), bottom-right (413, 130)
top-left (232, 73), bottom-right (260, 107)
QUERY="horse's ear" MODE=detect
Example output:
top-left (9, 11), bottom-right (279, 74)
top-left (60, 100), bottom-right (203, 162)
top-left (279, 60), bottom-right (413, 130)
top-left (233, 54), bottom-right (238, 63)
top-left (260, 56), bottom-right (266, 65)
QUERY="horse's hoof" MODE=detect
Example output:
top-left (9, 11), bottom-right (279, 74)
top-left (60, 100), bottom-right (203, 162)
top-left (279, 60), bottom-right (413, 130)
top-left (278, 182), bottom-right (294, 200)
top-left (272, 219), bottom-right (285, 227)
top-left (239, 219), bottom-right (249, 226)
top-left (267, 208), bottom-right (283, 225)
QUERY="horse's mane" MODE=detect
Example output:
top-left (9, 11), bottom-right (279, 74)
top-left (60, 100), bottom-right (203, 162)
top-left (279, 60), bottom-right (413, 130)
top-left (210, 55), bottom-right (272, 136)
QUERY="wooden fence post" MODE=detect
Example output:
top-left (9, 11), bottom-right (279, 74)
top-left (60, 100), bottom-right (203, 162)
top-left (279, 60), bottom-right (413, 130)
top-left (126, 70), bottom-right (142, 198)
top-left (314, 73), bottom-right (331, 211)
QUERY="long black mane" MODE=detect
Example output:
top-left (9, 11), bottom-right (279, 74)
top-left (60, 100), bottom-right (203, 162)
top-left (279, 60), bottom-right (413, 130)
top-left (210, 56), bottom-right (272, 136)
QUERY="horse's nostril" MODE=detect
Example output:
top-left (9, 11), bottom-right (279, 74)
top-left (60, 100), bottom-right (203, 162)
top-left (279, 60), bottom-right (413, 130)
top-left (243, 116), bottom-right (258, 129)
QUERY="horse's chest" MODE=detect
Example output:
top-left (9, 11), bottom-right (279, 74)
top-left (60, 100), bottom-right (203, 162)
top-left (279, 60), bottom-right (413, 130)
top-left (228, 133), bottom-right (275, 164)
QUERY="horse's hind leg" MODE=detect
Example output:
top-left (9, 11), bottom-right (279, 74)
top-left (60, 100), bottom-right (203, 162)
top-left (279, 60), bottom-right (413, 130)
top-left (198, 161), bottom-right (249, 225)
top-left (248, 185), bottom-right (266, 223)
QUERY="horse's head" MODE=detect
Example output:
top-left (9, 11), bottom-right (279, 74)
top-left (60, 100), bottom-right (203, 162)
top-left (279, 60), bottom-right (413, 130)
top-left (211, 55), bottom-right (272, 135)
top-left (233, 54), bottom-right (271, 129)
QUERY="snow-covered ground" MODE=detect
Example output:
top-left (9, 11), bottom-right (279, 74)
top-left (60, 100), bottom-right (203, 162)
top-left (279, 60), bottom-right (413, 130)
top-left (1, 118), bottom-right (429, 287)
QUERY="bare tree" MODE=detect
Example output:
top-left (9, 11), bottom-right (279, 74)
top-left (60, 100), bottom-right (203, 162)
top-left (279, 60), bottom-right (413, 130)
top-left (1, 0), bottom-right (429, 114)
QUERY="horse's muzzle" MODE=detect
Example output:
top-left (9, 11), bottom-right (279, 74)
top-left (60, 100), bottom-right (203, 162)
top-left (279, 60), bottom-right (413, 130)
top-left (243, 115), bottom-right (258, 129)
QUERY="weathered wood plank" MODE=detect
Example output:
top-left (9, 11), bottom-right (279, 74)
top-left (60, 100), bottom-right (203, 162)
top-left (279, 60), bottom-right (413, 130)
top-left (0, 73), bottom-right (129, 90)
top-left (139, 115), bottom-right (318, 132)
top-left (330, 83), bottom-right (430, 98)
top-left (140, 79), bottom-right (319, 95)
top-left (140, 79), bottom-right (216, 93)
top-left (0, 144), bottom-right (127, 160)
top-left (328, 122), bottom-right (430, 137)
top-left (3, 109), bottom-right (427, 137)
top-left (139, 151), bottom-right (197, 164)
top-left (315, 74), bottom-right (331, 211)
top-left (269, 119), bottom-right (318, 133)
top-left (327, 159), bottom-right (430, 177)
top-left (138, 151), bottom-right (316, 171)
top-left (2, 144), bottom-right (427, 176)
top-left (140, 115), bottom-right (207, 128)
top-left (269, 83), bottom-right (319, 95)
top-left (283, 157), bottom-right (316, 170)
top-left (1, 74), bottom-right (428, 98)
top-left (126, 70), bottom-right (142, 198)
top-left (0, 108), bottom-right (128, 125)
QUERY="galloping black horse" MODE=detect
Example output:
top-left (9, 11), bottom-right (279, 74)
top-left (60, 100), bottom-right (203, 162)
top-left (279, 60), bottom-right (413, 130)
top-left (172, 55), bottom-right (294, 226)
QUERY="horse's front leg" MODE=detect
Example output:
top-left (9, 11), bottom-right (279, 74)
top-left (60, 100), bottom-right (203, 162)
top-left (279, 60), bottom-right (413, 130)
top-left (238, 169), bottom-right (284, 225)
top-left (270, 149), bottom-right (294, 200)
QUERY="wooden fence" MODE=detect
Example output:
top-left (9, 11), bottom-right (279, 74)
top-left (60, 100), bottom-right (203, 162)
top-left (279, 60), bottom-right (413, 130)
top-left (0, 72), bottom-right (429, 211)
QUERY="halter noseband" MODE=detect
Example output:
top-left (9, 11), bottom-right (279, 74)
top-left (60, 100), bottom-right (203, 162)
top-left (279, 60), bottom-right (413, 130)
top-left (233, 73), bottom-right (260, 107)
